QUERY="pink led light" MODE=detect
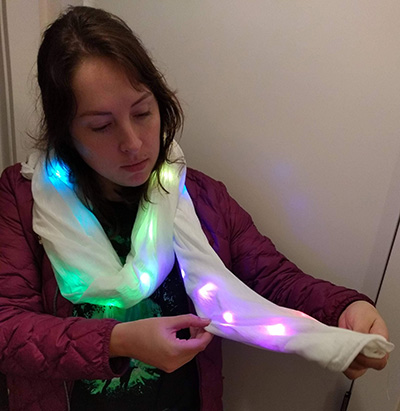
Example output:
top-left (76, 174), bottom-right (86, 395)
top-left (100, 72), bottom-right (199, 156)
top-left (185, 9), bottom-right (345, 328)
top-left (198, 282), bottom-right (217, 300)
top-left (223, 311), bottom-right (234, 324)
top-left (265, 323), bottom-right (286, 336)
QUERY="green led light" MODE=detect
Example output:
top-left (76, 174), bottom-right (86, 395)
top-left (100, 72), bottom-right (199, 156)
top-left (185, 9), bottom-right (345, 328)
top-left (43, 151), bottom-right (181, 309)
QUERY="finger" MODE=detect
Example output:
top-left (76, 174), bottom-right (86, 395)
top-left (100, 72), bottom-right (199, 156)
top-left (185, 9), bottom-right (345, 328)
top-left (343, 357), bottom-right (369, 380)
top-left (189, 324), bottom-right (212, 339)
top-left (189, 326), bottom-right (199, 338)
top-left (352, 353), bottom-right (388, 370)
top-left (195, 330), bottom-right (213, 345)
top-left (344, 367), bottom-right (368, 380)
top-left (189, 326), bottom-right (204, 339)
top-left (169, 314), bottom-right (211, 332)
top-left (343, 352), bottom-right (388, 380)
top-left (175, 330), bottom-right (213, 352)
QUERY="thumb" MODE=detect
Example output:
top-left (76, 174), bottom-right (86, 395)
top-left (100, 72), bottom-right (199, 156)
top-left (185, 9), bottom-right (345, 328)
top-left (175, 327), bottom-right (214, 351)
top-left (168, 314), bottom-right (211, 332)
top-left (370, 317), bottom-right (389, 340)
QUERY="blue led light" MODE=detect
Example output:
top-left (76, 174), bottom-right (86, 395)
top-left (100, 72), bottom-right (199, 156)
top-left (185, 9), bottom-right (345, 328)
top-left (46, 158), bottom-right (72, 189)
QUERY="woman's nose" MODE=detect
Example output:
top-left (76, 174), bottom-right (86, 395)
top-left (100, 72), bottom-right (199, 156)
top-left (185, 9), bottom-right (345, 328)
top-left (119, 122), bottom-right (142, 153)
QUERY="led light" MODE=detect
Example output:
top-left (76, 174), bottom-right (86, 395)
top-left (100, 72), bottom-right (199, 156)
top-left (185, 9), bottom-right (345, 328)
top-left (265, 323), bottom-right (286, 336)
top-left (198, 282), bottom-right (217, 300)
top-left (180, 268), bottom-right (186, 279)
top-left (223, 311), bottom-right (234, 324)
top-left (48, 160), bottom-right (70, 187)
top-left (161, 169), bottom-right (174, 184)
top-left (140, 272), bottom-right (151, 288)
top-left (148, 219), bottom-right (154, 241)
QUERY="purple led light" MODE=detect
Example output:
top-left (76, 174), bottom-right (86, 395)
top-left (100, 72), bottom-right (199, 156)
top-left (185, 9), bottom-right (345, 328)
top-left (198, 282), bottom-right (217, 300)
top-left (265, 323), bottom-right (287, 336)
top-left (223, 311), bottom-right (234, 324)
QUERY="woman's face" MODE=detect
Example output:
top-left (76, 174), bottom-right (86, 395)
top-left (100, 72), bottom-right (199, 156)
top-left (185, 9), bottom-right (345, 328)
top-left (70, 56), bottom-right (161, 199)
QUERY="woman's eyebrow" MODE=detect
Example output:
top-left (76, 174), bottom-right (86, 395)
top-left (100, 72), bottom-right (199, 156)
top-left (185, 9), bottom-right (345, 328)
top-left (78, 91), bottom-right (152, 118)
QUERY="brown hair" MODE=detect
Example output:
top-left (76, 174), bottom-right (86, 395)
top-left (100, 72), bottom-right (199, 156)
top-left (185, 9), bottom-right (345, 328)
top-left (36, 6), bottom-right (183, 233)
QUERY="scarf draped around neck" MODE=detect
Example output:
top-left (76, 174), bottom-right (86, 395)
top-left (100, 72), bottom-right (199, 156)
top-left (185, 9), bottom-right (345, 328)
top-left (21, 142), bottom-right (394, 372)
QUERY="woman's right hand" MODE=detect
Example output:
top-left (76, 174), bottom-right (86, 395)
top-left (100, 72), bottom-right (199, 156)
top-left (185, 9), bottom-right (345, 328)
top-left (109, 314), bottom-right (213, 373)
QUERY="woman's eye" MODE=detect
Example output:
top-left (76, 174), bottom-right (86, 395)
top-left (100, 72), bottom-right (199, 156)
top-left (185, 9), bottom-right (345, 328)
top-left (135, 111), bottom-right (151, 118)
top-left (91, 124), bottom-right (111, 132)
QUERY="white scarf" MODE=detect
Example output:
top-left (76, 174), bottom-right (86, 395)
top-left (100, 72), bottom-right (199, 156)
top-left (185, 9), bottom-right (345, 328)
top-left (21, 142), bottom-right (393, 372)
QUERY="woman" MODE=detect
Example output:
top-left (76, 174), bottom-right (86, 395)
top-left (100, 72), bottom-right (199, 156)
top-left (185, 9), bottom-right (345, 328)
top-left (0, 6), bottom-right (389, 411)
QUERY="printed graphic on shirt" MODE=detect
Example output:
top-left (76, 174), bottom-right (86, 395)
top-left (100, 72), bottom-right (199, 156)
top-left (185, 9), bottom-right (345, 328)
top-left (73, 297), bottom-right (164, 397)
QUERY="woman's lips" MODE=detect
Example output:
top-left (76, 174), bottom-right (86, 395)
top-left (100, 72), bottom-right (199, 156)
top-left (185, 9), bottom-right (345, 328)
top-left (120, 159), bottom-right (148, 172)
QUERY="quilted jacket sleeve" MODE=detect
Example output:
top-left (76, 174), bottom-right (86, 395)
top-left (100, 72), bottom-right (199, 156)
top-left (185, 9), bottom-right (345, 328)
top-left (186, 169), bottom-right (373, 327)
top-left (0, 166), bottom-right (128, 380)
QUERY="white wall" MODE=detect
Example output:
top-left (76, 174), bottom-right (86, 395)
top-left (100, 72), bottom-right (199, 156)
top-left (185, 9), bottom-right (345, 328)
top-left (5, 0), bottom-right (41, 163)
top-left (95, 1), bottom-right (400, 410)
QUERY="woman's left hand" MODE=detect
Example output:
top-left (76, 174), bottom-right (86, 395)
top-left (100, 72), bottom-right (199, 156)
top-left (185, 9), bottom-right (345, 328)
top-left (338, 300), bottom-right (389, 379)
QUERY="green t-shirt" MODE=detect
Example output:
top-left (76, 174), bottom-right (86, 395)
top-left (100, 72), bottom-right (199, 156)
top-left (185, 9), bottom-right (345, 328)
top-left (70, 202), bottom-right (199, 411)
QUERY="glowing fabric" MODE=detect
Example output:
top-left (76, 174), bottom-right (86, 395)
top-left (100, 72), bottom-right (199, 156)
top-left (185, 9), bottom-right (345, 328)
top-left (22, 143), bottom-right (394, 372)
top-left (24, 151), bottom-right (180, 307)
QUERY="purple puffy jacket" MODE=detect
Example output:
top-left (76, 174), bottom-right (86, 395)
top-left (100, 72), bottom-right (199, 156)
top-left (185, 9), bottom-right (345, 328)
top-left (0, 164), bottom-right (372, 410)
